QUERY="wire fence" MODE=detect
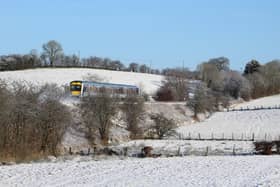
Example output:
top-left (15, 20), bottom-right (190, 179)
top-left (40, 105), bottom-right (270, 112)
top-left (227, 105), bottom-right (280, 112)
top-left (177, 132), bottom-right (280, 142)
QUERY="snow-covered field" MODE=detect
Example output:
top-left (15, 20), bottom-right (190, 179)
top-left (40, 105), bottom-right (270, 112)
top-left (178, 110), bottom-right (280, 141)
top-left (178, 95), bottom-right (280, 141)
top-left (232, 94), bottom-right (280, 109)
top-left (1, 156), bottom-right (280, 187)
top-left (0, 68), bottom-right (163, 94)
top-left (112, 139), bottom-right (255, 156)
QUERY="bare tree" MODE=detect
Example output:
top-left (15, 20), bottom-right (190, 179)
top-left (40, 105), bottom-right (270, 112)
top-left (139, 64), bottom-right (150, 73)
top-left (42, 40), bottom-right (63, 67)
top-left (150, 113), bottom-right (177, 139)
top-left (198, 57), bottom-right (230, 89)
top-left (122, 96), bottom-right (145, 139)
top-left (0, 82), bottom-right (70, 161)
top-left (37, 98), bottom-right (70, 156)
top-left (129, 62), bottom-right (139, 72)
top-left (224, 71), bottom-right (246, 99)
top-left (80, 93), bottom-right (117, 145)
top-left (156, 68), bottom-right (189, 101)
top-left (261, 60), bottom-right (280, 95)
top-left (0, 80), bottom-right (13, 159)
top-left (187, 83), bottom-right (215, 119)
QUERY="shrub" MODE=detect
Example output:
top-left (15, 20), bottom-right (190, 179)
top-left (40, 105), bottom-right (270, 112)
top-left (150, 113), bottom-right (177, 139)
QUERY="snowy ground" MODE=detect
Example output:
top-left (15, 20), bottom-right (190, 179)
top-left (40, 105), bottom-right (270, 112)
top-left (1, 156), bottom-right (280, 187)
top-left (178, 110), bottom-right (280, 141)
top-left (112, 139), bottom-right (255, 156)
top-left (178, 94), bottom-right (280, 141)
top-left (232, 94), bottom-right (280, 109)
top-left (0, 68), bottom-right (163, 94)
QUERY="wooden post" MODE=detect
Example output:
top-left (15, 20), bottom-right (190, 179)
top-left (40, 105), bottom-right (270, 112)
top-left (233, 145), bottom-right (236, 155)
top-left (252, 133), bottom-right (255, 141)
top-left (69, 147), bottom-right (72, 155)
top-left (198, 133), bottom-right (201, 140)
top-left (205, 147), bottom-right (209, 156)
top-left (177, 147), bottom-right (181, 156)
top-left (87, 148), bottom-right (90, 155)
top-left (211, 133), bottom-right (214, 140)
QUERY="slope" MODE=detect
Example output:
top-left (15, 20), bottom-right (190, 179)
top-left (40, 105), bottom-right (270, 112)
top-left (0, 68), bottom-right (163, 94)
top-left (178, 95), bottom-right (280, 140)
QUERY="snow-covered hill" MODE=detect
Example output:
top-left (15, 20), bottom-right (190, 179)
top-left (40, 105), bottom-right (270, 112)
top-left (178, 95), bottom-right (280, 141)
top-left (232, 94), bottom-right (280, 109)
top-left (0, 68), bottom-right (163, 94)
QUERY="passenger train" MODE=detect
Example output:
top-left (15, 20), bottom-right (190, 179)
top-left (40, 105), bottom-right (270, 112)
top-left (70, 80), bottom-right (140, 97)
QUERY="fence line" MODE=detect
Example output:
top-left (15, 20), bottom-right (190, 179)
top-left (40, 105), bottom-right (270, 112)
top-left (227, 105), bottom-right (280, 112)
top-left (177, 132), bottom-right (280, 142)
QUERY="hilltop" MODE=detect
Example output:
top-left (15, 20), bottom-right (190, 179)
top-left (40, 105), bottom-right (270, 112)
top-left (0, 68), bottom-right (163, 95)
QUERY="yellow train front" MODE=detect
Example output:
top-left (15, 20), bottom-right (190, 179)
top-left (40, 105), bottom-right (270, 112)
top-left (70, 80), bottom-right (83, 96)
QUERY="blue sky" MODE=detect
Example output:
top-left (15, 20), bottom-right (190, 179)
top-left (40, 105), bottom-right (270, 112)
top-left (0, 0), bottom-right (280, 70)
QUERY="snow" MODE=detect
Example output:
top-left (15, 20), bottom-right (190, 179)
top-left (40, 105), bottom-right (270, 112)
top-left (232, 94), bottom-right (280, 109)
top-left (0, 68), bottom-right (163, 94)
top-left (1, 156), bottom-right (280, 187)
top-left (111, 139), bottom-right (255, 156)
top-left (1, 69), bottom-right (280, 186)
top-left (178, 110), bottom-right (280, 141)
top-left (178, 95), bottom-right (280, 141)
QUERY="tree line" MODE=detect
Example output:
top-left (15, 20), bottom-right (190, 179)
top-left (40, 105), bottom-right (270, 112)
top-left (0, 81), bottom-right (70, 162)
top-left (155, 57), bottom-right (280, 119)
top-left (0, 40), bottom-right (161, 74)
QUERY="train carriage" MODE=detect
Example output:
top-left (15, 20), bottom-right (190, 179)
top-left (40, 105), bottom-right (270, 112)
top-left (70, 80), bottom-right (140, 97)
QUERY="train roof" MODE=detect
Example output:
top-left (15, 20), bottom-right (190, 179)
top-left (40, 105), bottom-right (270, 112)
top-left (71, 80), bottom-right (138, 89)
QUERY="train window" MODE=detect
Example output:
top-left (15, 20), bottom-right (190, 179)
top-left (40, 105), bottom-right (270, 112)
top-left (70, 85), bottom-right (81, 91)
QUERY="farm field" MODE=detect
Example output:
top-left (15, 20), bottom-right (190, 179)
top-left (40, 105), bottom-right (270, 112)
top-left (177, 94), bottom-right (280, 141)
top-left (0, 156), bottom-right (280, 187)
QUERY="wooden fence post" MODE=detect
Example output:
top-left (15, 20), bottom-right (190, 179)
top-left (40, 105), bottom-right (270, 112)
top-left (177, 147), bottom-right (181, 156)
top-left (205, 147), bottom-right (209, 156)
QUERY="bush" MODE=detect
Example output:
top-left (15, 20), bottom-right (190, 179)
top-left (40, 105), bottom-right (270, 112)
top-left (80, 93), bottom-right (117, 145)
top-left (155, 85), bottom-right (175, 101)
top-left (122, 96), bottom-right (145, 139)
top-left (0, 82), bottom-right (70, 162)
top-left (149, 113), bottom-right (177, 139)
top-left (187, 83), bottom-right (215, 119)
